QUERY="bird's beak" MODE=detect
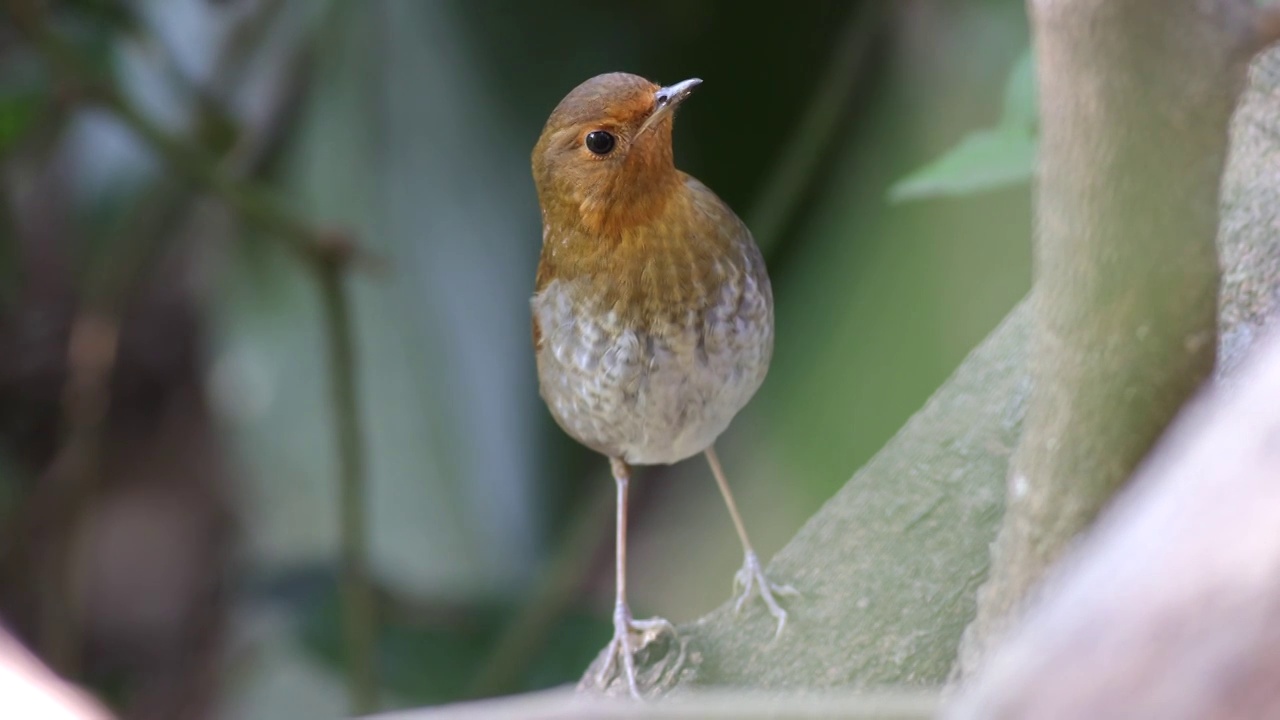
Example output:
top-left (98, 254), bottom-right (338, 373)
top-left (637, 77), bottom-right (702, 137)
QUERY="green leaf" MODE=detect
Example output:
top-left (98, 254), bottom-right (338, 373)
top-left (887, 127), bottom-right (1036, 202)
top-left (888, 47), bottom-right (1038, 203)
top-left (1001, 48), bottom-right (1036, 130)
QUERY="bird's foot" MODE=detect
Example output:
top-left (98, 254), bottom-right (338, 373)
top-left (592, 603), bottom-right (679, 699)
top-left (732, 550), bottom-right (798, 638)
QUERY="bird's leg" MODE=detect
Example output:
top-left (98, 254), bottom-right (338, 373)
top-left (705, 445), bottom-right (798, 638)
top-left (596, 458), bottom-right (676, 698)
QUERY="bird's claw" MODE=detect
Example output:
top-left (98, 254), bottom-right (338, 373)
top-left (596, 603), bottom-right (677, 699)
top-left (732, 550), bottom-right (797, 639)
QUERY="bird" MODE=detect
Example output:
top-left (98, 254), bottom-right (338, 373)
top-left (530, 72), bottom-right (794, 698)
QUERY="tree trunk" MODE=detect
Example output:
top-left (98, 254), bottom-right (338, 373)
top-left (948, 298), bottom-right (1280, 720)
top-left (958, 0), bottom-right (1262, 672)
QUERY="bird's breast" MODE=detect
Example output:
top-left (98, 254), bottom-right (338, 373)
top-left (531, 241), bottom-right (773, 465)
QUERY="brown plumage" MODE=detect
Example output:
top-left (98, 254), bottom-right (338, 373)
top-left (530, 72), bottom-right (794, 698)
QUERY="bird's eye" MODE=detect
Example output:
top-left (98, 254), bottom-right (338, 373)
top-left (584, 130), bottom-right (616, 155)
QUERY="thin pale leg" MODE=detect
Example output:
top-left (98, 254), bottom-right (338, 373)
top-left (595, 458), bottom-right (675, 698)
top-left (705, 445), bottom-right (798, 638)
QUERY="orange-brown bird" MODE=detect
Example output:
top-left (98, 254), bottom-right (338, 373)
top-left (531, 72), bottom-right (794, 698)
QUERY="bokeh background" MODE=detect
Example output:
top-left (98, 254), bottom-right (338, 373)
top-left (0, 0), bottom-right (1031, 717)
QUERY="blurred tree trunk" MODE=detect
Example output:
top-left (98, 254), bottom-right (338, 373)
top-left (958, 0), bottom-right (1254, 670)
top-left (945, 25), bottom-right (1280, 716)
top-left (947, 285), bottom-right (1280, 718)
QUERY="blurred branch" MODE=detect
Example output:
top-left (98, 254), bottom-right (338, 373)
top-left (959, 0), bottom-right (1250, 673)
top-left (5, 0), bottom-right (379, 271)
top-left (142, 0), bottom-right (287, 109)
top-left (375, 687), bottom-right (938, 720)
top-left (747, 2), bottom-right (887, 252)
top-left (319, 261), bottom-right (378, 715)
top-left (34, 313), bottom-right (118, 677)
top-left (948, 320), bottom-right (1280, 718)
top-left (88, 0), bottom-right (314, 310)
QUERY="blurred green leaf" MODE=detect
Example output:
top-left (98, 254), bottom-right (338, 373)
top-left (297, 588), bottom-right (486, 705)
top-left (1000, 48), bottom-right (1036, 130)
top-left (296, 584), bottom-right (607, 705)
top-left (888, 127), bottom-right (1036, 202)
top-left (888, 47), bottom-right (1037, 203)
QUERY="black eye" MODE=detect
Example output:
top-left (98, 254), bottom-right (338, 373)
top-left (584, 130), bottom-right (616, 155)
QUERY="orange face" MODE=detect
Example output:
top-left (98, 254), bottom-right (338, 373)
top-left (531, 73), bottom-right (700, 235)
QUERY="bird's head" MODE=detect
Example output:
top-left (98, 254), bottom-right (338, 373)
top-left (532, 72), bottom-right (701, 235)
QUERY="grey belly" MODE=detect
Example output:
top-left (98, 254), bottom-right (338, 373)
top-left (533, 281), bottom-right (772, 465)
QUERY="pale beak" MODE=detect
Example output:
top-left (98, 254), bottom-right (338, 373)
top-left (637, 77), bottom-right (702, 137)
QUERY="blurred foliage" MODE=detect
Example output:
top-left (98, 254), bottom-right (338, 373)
top-left (889, 48), bottom-right (1036, 201)
top-left (297, 582), bottom-right (606, 705)
top-left (0, 0), bottom-right (1032, 717)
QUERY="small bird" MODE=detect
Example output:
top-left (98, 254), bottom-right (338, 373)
top-left (530, 72), bottom-right (794, 698)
